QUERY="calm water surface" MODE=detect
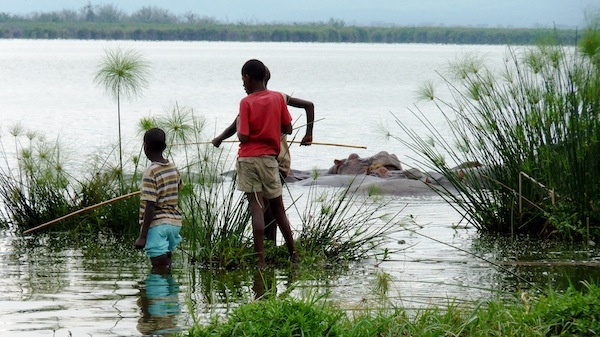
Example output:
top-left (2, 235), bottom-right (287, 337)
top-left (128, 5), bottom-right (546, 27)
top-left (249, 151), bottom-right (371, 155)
top-left (0, 39), bottom-right (510, 170)
top-left (1, 40), bottom-right (599, 336)
top-left (0, 201), bottom-right (477, 337)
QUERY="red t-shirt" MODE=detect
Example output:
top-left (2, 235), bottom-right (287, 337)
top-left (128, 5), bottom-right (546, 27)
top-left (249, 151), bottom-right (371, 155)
top-left (238, 90), bottom-right (292, 158)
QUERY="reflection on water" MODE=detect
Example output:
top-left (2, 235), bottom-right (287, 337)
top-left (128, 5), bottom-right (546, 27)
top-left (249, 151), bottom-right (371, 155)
top-left (471, 233), bottom-right (600, 292)
top-left (1, 199), bottom-right (600, 336)
top-left (137, 271), bottom-right (182, 336)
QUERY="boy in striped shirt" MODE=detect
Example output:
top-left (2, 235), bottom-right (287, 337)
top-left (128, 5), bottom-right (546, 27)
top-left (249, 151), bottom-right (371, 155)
top-left (135, 128), bottom-right (183, 271)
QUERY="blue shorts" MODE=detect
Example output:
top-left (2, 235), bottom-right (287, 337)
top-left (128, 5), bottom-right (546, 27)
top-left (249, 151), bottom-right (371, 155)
top-left (145, 224), bottom-right (182, 258)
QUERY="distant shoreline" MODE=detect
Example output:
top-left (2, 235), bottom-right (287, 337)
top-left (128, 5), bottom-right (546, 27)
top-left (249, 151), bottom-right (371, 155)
top-left (0, 4), bottom-right (580, 45)
top-left (0, 22), bottom-right (579, 45)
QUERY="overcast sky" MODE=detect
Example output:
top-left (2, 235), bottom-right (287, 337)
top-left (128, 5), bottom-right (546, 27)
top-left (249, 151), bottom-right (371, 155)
top-left (2, 0), bottom-right (597, 28)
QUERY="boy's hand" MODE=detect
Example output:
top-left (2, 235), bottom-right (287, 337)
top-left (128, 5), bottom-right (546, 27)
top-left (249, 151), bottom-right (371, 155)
top-left (300, 135), bottom-right (313, 146)
top-left (134, 237), bottom-right (146, 249)
top-left (212, 138), bottom-right (222, 148)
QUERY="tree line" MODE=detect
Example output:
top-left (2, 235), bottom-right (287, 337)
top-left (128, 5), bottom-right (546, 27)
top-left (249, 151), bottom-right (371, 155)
top-left (0, 4), bottom-right (579, 45)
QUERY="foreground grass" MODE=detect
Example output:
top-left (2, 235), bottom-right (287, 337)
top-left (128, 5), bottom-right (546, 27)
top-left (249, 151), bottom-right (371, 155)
top-left (185, 282), bottom-right (600, 337)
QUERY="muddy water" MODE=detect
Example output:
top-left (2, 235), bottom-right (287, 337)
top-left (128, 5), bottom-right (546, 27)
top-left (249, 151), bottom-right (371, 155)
top-left (1, 196), bottom-right (599, 337)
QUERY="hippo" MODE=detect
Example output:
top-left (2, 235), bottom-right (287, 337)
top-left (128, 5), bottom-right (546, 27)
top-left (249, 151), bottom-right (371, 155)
top-left (222, 152), bottom-right (482, 196)
top-left (326, 151), bottom-right (402, 178)
top-left (295, 152), bottom-right (486, 196)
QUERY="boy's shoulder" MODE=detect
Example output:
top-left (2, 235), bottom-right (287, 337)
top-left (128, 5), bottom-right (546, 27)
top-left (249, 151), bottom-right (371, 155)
top-left (244, 89), bottom-right (282, 99)
top-left (144, 161), bottom-right (179, 174)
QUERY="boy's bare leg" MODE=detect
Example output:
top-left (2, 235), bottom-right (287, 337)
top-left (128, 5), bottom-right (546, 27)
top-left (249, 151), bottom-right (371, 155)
top-left (247, 192), bottom-right (266, 268)
top-left (150, 253), bottom-right (171, 270)
top-left (264, 174), bottom-right (286, 242)
top-left (263, 199), bottom-right (277, 241)
top-left (268, 196), bottom-right (299, 262)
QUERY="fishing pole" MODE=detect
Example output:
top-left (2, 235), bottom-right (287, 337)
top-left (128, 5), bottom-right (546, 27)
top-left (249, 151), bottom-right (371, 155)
top-left (23, 191), bottom-right (141, 235)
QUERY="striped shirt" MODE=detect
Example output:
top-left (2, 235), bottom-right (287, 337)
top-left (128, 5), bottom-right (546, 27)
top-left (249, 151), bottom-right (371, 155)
top-left (139, 161), bottom-right (182, 228)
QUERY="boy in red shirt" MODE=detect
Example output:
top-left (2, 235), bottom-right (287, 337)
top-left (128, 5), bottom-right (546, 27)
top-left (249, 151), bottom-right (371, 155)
top-left (236, 59), bottom-right (299, 268)
top-left (212, 66), bottom-right (315, 242)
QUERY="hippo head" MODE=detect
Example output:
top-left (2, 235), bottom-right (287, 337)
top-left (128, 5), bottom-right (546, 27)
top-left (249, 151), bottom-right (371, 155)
top-left (327, 158), bottom-right (347, 174)
top-left (327, 153), bottom-right (361, 174)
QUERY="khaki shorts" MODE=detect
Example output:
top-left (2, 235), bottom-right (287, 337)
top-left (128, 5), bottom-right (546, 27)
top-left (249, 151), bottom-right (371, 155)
top-left (236, 156), bottom-right (282, 199)
top-left (277, 134), bottom-right (291, 177)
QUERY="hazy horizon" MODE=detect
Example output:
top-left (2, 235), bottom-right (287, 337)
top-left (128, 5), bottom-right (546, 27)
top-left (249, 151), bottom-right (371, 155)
top-left (3, 0), bottom-right (597, 29)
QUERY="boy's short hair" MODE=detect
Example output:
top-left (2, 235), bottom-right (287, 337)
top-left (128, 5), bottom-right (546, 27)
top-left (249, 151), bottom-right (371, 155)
top-left (144, 128), bottom-right (167, 152)
top-left (241, 59), bottom-right (266, 81)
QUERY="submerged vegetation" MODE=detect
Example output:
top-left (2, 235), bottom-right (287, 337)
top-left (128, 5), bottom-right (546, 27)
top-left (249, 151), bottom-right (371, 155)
top-left (391, 18), bottom-right (600, 241)
top-left (0, 3), bottom-right (580, 45)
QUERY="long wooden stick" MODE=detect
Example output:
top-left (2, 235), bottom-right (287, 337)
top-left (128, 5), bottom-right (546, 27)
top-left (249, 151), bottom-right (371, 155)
top-left (174, 140), bottom-right (367, 149)
top-left (288, 141), bottom-right (366, 149)
top-left (23, 190), bottom-right (141, 235)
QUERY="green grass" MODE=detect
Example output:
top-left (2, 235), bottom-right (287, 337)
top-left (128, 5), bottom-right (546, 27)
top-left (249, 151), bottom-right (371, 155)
top-left (184, 281), bottom-right (600, 336)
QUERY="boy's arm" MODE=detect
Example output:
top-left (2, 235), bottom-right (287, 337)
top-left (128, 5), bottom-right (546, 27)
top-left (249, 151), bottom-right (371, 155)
top-left (280, 99), bottom-right (293, 135)
top-left (135, 201), bottom-right (155, 249)
top-left (237, 114), bottom-right (249, 142)
top-left (287, 97), bottom-right (314, 146)
top-left (237, 102), bottom-right (250, 143)
top-left (212, 117), bottom-right (238, 147)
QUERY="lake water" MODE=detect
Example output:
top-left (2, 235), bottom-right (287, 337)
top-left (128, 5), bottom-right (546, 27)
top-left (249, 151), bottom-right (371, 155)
top-left (0, 39), bottom-right (512, 171)
top-left (1, 40), bottom-right (598, 337)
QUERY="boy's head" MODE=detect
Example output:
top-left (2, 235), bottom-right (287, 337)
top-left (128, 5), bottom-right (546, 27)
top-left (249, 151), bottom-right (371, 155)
top-left (241, 59), bottom-right (267, 81)
top-left (143, 128), bottom-right (167, 156)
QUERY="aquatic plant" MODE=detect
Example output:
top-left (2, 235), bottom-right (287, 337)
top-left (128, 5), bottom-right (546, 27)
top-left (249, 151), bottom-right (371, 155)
top-left (0, 123), bottom-right (140, 235)
top-left (179, 154), bottom-right (251, 268)
top-left (1, 103), bottom-right (405, 270)
top-left (178, 171), bottom-right (404, 268)
top-left (94, 47), bottom-right (150, 178)
top-left (391, 22), bottom-right (600, 241)
top-left (295, 178), bottom-right (403, 265)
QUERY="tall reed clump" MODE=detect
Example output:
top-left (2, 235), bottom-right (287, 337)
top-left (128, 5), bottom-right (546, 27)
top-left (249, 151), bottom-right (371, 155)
top-left (0, 125), bottom-right (75, 231)
top-left (0, 123), bottom-right (140, 235)
top-left (294, 177), bottom-right (403, 265)
top-left (391, 24), bottom-right (600, 241)
top-left (144, 107), bottom-right (404, 268)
